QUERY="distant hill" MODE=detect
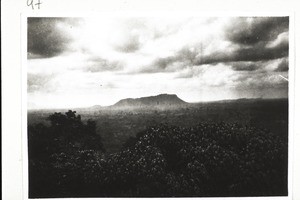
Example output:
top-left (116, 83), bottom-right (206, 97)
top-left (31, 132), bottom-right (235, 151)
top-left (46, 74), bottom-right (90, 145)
top-left (112, 94), bottom-right (188, 109)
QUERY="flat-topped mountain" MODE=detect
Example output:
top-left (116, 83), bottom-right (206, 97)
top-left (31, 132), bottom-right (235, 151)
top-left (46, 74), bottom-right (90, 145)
top-left (113, 94), bottom-right (188, 108)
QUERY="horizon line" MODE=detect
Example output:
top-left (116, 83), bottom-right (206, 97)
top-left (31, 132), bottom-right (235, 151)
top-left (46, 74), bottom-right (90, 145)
top-left (27, 95), bottom-right (288, 111)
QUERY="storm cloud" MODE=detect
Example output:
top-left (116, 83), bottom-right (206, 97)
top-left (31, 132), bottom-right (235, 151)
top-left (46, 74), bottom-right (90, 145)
top-left (198, 39), bottom-right (288, 64)
top-left (138, 17), bottom-right (289, 74)
top-left (141, 39), bottom-right (288, 73)
top-left (27, 18), bottom-right (79, 59)
top-left (225, 17), bottom-right (289, 45)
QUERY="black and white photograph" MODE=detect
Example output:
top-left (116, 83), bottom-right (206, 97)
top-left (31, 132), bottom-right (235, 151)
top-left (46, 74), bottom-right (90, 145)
top-left (26, 15), bottom-right (289, 198)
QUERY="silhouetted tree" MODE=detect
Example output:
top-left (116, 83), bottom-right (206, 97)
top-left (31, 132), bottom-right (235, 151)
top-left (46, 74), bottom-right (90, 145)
top-left (28, 110), bottom-right (105, 198)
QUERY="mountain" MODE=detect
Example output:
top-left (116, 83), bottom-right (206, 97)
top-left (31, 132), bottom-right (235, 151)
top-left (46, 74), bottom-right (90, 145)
top-left (112, 94), bottom-right (188, 109)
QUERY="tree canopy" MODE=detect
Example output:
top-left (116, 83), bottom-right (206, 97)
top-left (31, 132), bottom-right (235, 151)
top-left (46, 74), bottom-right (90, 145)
top-left (28, 111), bottom-right (287, 197)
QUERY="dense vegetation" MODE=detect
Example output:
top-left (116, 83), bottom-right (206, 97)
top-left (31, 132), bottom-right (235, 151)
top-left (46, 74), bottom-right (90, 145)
top-left (28, 98), bottom-right (288, 153)
top-left (28, 110), bottom-right (288, 198)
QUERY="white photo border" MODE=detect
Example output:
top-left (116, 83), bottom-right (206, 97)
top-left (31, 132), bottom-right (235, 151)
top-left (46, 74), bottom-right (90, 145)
top-left (21, 11), bottom-right (295, 200)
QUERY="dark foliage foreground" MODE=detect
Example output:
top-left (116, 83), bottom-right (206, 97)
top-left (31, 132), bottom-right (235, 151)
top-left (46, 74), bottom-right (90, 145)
top-left (28, 110), bottom-right (288, 198)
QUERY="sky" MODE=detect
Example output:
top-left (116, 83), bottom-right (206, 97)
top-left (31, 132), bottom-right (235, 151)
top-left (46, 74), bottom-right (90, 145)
top-left (27, 16), bottom-right (289, 109)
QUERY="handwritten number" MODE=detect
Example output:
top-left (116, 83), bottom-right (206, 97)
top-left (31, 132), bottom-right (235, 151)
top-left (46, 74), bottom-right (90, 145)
top-left (27, 0), bottom-right (34, 9)
top-left (27, 0), bottom-right (42, 9)
top-left (35, 0), bottom-right (42, 9)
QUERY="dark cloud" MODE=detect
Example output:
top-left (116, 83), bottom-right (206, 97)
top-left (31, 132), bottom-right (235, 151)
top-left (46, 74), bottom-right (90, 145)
top-left (155, 48), bottom-right (196, 69)
top-left (134, 17), bottom-right (288, 74)
top-left (84, 56), bottom-right (123, 72)
top-left (27, 17), bottom-right (80, 59)
top-left (195, 17), bottom-right (289, 65)
top-left (136, 48), bottom-right (197, 74)
top-left (151, 56), bottom-right (177, 71)
top-left (198, 39), bottom-right (288, 64)
top-left (226, 17), bottom-right (289, 45)
top-left (139, 34), bottom-right (287, 74)
top-left (27, 73), bottom-right (56, 93)
top-left (274, 58), bottom-right (289, 72)
top-left (230, 61), bottom-right (261, 71)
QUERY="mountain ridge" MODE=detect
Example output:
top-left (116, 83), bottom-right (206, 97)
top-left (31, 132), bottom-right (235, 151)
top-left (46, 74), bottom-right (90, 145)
top-left (112, 93), bottom-right (188, 108)
top-left (28, 97), bottom-right (288, 111)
